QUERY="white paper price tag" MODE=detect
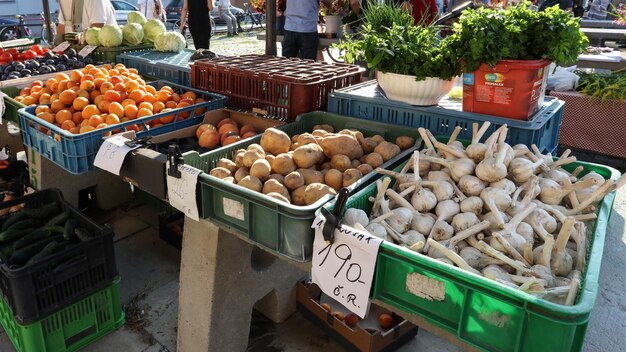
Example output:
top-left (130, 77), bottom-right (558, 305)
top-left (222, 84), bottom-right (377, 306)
top-left (93, 135), bottom-right (138, 175)
top-left (166, 163), bottom-right (201, 221)
top-left (77, 45), bottom-right (97, 57)
top-left (52, 41), bottom-right (71, 52)
top-left (311, 214), bottom-right (382, 318)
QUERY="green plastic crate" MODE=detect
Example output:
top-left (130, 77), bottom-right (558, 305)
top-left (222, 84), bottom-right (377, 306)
top-left (0, 276), bottom-right (124, 352)
top-left (72, 44), bottom-right (154, 63)
top-left (326, 159), bottom-right (619, 352)
top-left (182, 111), bottom-right (422, 262)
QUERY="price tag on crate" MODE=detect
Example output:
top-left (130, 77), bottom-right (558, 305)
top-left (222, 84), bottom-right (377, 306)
top-left (166, 162), bottom-right (201, 221)
top-left (51, 41), bottom-right (71, 52)
top-left (94, 135), bottom-right (139, 175)
top-left (77, 45), bottom-right (97, 57)
top-left (311, 214), bottom-right (382, 318)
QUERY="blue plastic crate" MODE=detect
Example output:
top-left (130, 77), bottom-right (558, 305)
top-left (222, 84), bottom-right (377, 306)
top-left (18, 80), bottom-right (227, 174)
top-left (327, 81), bottom-right (564, 154)
top-left (117, 50), bottom-right (194, 86)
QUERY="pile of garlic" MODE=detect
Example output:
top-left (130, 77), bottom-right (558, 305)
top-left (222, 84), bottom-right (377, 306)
top-left (344, 123), bottom-right (624, 305)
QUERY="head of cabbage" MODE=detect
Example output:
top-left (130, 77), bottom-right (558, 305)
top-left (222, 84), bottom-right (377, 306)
top-left (123, 23), bottom-right (144, 46)
top-left (154, 32), bottom-right (187, 53)
top-left (98, 25), bottom-right (123, 47)
top-left (127, 11), bottom-right (147, 25)
top-left (142, 19), bottom-right (166, 44)
top-left (85, 28), bottom-right (100, 46)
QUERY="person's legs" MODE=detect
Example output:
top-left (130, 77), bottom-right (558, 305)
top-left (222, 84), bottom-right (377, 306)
top-left (299, 32), bottom-right (319, 61)
top-left (281, 30), bottom-right (299, 58)
top-left (190, 23), bottom-right (210, 49)
top-left (223, 13), bottom-right (234, 35)
top-left (227, 11), bottom-right (238, 34)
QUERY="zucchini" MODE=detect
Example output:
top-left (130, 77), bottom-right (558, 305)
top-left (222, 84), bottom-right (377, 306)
top-left (45, 210), bottom-right (71, 227)
top-left (22, 202), bottom-right (61, 221)
top-left (25, 241), bottom-right (68, 267)
top-left (0, 244), bottom-right (14, 260)
top-left (13, 228), bottom-right (52, 250)
top-left (46, 225), bottom-right (65, 235)
top-left (63, 219), bottom-right (77, 241)
top-left (0, 227), bottom-right (38, 243)
top-left (10, 235), bottom-right (62, 267)
top-left (1, 212), bottom-right (27, 232)
top-left (75, 228), bottom-right (97, 242)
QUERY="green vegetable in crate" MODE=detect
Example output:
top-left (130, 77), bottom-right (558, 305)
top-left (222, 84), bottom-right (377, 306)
top-left (85, 27), bottom-right (101, 46)
top-left (21, 202), bottom-right (60, 221)
top-left (25, 241), bottom-right (69, 267)
top-left (10, 235), bottom-right (63, 267)
top-left (123, 23), bottom-right (145, 46)
top-left (46, 210), bottom-right (71, 227)
top-left (142, 19), bottom-right (166, 44)
top-left (98, 24), bottom-right (124, 47)
top-left (154, 32), bottom-right (187, 53)
top-left (0, 222), bottom-right (39, 242)
top-left (128, 11), bottom-right (147, 25)
top-left (13, 228), bottom-right (52, 250)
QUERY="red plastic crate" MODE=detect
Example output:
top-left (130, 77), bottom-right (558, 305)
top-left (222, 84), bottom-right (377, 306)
top-left (191, 55), bottom-right (364, 119)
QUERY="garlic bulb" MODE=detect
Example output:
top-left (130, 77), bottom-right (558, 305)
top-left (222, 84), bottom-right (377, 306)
top-left (365, 222), bottom-right (388, 241)
top-left (410, 212), bottom-right (435, 235)
top-left (460, 196), bottom-right (483, 215)
top-left (451, 212), bottom-right (480, 232)
top-left (490, 178), bottom-right (517, 195)
top-left (411, 187), bottom-right (437, 212)
top-left (386, 207), bottom-right (413, 234)
top-left (343, 208), bottom-right (369, 228)
top-left (458, 175), bottom-right (486, 196)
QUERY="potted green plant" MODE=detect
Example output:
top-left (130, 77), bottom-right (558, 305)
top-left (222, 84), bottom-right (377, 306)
top-left (320, 0), bottom-right (350, 36)
top-left (338, 1), bottom-right (462, 105)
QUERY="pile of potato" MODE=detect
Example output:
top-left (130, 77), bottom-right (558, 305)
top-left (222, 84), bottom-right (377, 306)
top-left (208, 125), bottom-right (415, 205)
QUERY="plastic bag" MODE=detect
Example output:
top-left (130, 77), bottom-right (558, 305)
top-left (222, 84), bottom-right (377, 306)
top-left (547, 66), bottom-right (579, 92)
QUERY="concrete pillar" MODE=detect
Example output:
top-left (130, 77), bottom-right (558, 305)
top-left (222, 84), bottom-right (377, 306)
top-left (177, 218), bottom-right (306, 352)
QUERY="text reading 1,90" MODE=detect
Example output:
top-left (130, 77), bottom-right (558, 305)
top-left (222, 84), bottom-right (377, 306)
top-left (311, 214), bottom-right (382, 318)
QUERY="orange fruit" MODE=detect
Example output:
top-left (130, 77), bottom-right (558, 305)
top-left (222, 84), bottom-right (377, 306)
top-left (176, 102), bottom-right (191, 118)
top-left (80, 125), bottom-right (95, 134)
top-left (195, 123), bottom-right (215, 138)
top-left (93, 77), bottom-right (106, 89)
top-left (97, 100), bottom-right (110, 113)
top-left (153, 101), bottom-right (165, 113)
top-left (171, 93), bottom-right (181, 103)
top-left (114, 83), bottom-right (126, 93)
top-left (37, 111), bottom-right (55, 124)
top-left (80, 80), bottom-right (95, 92)
top-left (70, 70), bottom-right (84, 82)
top-left (182, 91), bottom-right (197, 101)
top-left (89, 90), bottom-right (101, 102)
top-left (100, 82), bottom-right (114, 94)
top-left (19, 87), bottom-right (31, 96)
top-left (55, 73), bottom-right (70, 82)
top-left (125, 80), bottom-right (139, 93)
top-left (165, 101), bottom-right (177, 109)
top-left (30, 80), bottom-right (43, 88)
top-left (35, 105), bottom-right (51, 115)
top-left (159, 108), bottom-right (175, 124)
top-left (156, 90), bottom-right (171, 102)
top-left (46, 78), bottom-right (58, 88)
top-left (108, 69), bottom-right (120, 76)
top-left (128, 68), bottom-right (138, 74)
top-left (82, 105), bottom-right (100, 120)
top-left (160, 85), bottom-right (174, 93)
top-left (73, 97), bottom-right (89, 111)
top-left (50, 93), bottom-right (59, 102)
top-left (94, 95), bottom-right (105, 106)
top-left (142, 93), bottom-right (156, 104)
top-left (76, 89), bottom-right (90, 100)
top-left (105, 114), bottom-right (120, 125)
top-left (80, 73), bottom-right (95, 82)
top-left (138, 102), bottom-right (153, 112)
top-left (14, 96), bottom-right (23, 102)
top-left (55, 109), bottom-right (72, 125)
top-left (110, 76), bottom-right (123, 86)
top-left (61, 120), bottom-right (76, 131)
top-left (128, 89), bottom-right (144, 102)
top-left (69, 126), bottom-right (81, 134)
top-left (121, 99), bottom-right (136, 107)
top-left (58, 80), bottom-right (69, 92)
top-left (88, 115), bottom-right (104, 128)
top-left (50, 100), bottom-right (66, 113)
top-left (137, 108), bottom-right (153, 118)
top-left (101, 64), bottom-right (111, 70)
top-left (145, 85), bottom-right (157, 95)
top-left (124, 105), bottom-right (138, 119)
top-left (72, 111), bottom-right (83, 124)
top-left (108, 102), bottom-right (124, 118)
top-left (59, 90), bottom-right (77, 105)
top-left (21, 96), bottom-right (37, 106)
top-left (104, 90), bottom-right (121, 103)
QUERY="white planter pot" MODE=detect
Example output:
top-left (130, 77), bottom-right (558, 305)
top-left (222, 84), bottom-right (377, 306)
top-left (325, 15), bottom-right (343, 36)
top-left (377, 71), bottom-right (455, 106)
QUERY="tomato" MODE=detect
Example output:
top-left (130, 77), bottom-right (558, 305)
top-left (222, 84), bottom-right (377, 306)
top-left (30, 45), bottom-right (43, 55)
top-left (0, 52), bottom-right (12, 62)
top-left (7, 49), bottom-right (19, 60)
top-left (21, 50), bottom-right (36, 60)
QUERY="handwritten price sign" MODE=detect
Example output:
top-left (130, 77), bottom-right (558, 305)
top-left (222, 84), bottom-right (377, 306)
top-left (166, 163), bottom-right (201, 221)
top-left (94, 135), bottom-right (138, 175)
top-left (311, 214), bottom-right (382, 318)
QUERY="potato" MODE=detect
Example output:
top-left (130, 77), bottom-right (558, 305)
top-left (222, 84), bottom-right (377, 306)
top-left (223, 177), bottom-right (235, 184)
top-left (260, 128), bottom-right (291, 155)
top-left (339, 129), bottom-right (365, 144)
top-left (297, 133), bottom-right (318, 146)
top-left (269, 174), bottom-right (285, 183)
top-left (311, 129), bottom-right (329, 137)
top-left (364, 153), bottom-right (384, 168)
top-left (284, 171), bottom-right (305, 191)
top-left (330, 154), bottom-right (351, 172)
top-left (265, 154), bottom-right (276, 166)
top-left (360, 138), bottom-right (378, 154)
top-left (395, 136), bottom-right (416, 150)
top-left (321, 169), bottom-right (329, 176)
top-left (297, 168), bottom-right (324, 185)
top-left (374, 142), bottom-right (401, 162)
top-left (371, 135), bottom-right (385, 144)
top-left (263, 179), bottom-right (290, 200)
top-left (250, 159), bottom-right (271, 181)
top-left (238, 175), bottom-right (262, 192)
top-left (234, 167), bottom-right (250, 183)
top-left (266, 192), bottom-right (291, 204)
top-left (209, 167), bottom-right (231, 179)
top-left (291, 134), bottom-right (300, 143)
top-left (343, 168), bottom-right (363, 188)
top-left (217, 158), bottom-right (238, 174)
top-left (304, 183), bottom-right (337, 205)
top-left (292, 186), bottom-right (308, 206)
top-left (357, 164), bottom-right (373, 175)
top-left (313, 124), bottom-right (334, 133)
top-left (320, 161), bottom-right (331, 170)
top-left (272, 153), bottom-right (297, 175)
top-left (290, 142), bottom-right (301, 151)
top-left (293, 144), bottom-right (324, 169)
top-left (320, 134), bottom-right (364, 160)
top-left (243, 148), bottom-right (265, 168)
top-left (247, 144), bottom-right (264, 153)
top-left (351, 159), bottom-right (361, 168)
top-left (235, 150), bottom-right (246, 168)
top-left (325, 169), bottom-right (343, 191)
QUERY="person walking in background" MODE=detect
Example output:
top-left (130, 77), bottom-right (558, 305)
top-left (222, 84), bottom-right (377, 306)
top-left (138, 0), bottom-right (167, 22)
top-left (180, 0), bottom-right (213, 49)
top-left (218, 0), bottom-right (239, 36)
top-left (282, 0), bottom-right (332, 60)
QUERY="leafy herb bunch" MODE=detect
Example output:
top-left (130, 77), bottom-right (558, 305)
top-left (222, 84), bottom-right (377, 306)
top-left (576, 70), bottom-right (626, 102)
top-left (447, 3), bottom-right (589, 72)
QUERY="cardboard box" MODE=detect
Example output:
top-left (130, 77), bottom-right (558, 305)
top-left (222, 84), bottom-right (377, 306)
top-left (296, 281), bottom-right (418, 352)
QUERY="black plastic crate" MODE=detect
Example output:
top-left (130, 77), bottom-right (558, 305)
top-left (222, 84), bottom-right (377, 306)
top-left (0, 188), bottom-right (117, 324)
top-left (158, 211), bottom-right (184, 250)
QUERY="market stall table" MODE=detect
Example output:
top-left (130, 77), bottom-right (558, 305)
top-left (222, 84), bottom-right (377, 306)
top-left (576, 49), bottom-right (626, 70)
top-left (580, 28), bottom-right (626, 45)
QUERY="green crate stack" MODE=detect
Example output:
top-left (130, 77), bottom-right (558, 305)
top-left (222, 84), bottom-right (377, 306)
top-left (0, 276), bottom-right (124, 352)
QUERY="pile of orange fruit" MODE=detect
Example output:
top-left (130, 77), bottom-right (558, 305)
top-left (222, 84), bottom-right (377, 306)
top-left (15, 63), bottom-right (206, 135)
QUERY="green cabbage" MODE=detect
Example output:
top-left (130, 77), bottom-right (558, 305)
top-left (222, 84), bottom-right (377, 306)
top-left (142, 19), bottom-right (166, 44)
top-left (98, 25), bottom-right (123, 47)
top-left (122, 23), bottom-right (144, 46)
top-left (127, 11), bottom-right (147, 25)
top-left (154, 32), bottom-right (187, 52)
top-left (85, 28), bottom-right (100, 46)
